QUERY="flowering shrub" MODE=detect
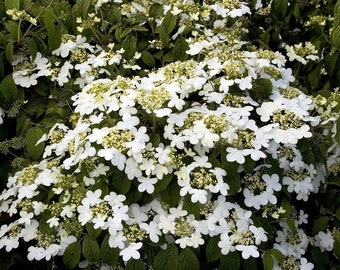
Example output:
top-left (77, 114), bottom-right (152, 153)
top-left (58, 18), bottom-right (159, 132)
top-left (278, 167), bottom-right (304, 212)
top-left (0, 0), bottom-right (339, 269)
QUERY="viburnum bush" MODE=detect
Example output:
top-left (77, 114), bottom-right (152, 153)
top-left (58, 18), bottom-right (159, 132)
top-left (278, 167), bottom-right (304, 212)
top-left (0, 0), bottom-right (339, 269)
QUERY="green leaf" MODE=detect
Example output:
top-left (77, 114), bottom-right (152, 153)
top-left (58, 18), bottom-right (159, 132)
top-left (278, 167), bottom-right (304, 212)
top-left (307, 66), bottom-right (321, 90)
top-left (331, 25), bottom-right (340, 50)
top-left (122, 35), bottom-right (137, 59)
top-left (38, 213), bottom-right (56, 235)
top-left (5, 0), bottom-right (20, 10)
top-left (126, 186), bottom-right (143, 202)
top-left (311, 246), bottom-right (330, 268)
top-left (270, 249), bottom-right (283, 264)
top-left (263, 251), bottom-right (274, 270)
top-left (43, 14), bottom-right (62, 50)
top-left (251, 78), bottom-right (273, 100)
top-left (115, 28), bottom-right (123, 42)
top-left (25, 126), bottom-right (45, 161)
top-left (334, 239), bottom-right (340, 259)
top-left (173, 37), bottom-right (189, 61)
top-left (126, 259), bottom-right (146, 270)
top-left (23, 37), bottom-right (38, 60)
top-left (159, 30), bottom-right (170, 47)
top-left (293, 3), bottom-right (301, 19)
top-left (63, 242), bottom-right (81, 269)
top-left (120, 28), bottom-right (133, 39)
top-left (0, 52), bottom-right (4, 79)
top-left (206, 237), bottom-right (221, 262)
top-left (242, 257), bottom-right (258, 270)
top-left (162, 11), bottom-right (177, 34)
top-left (149, 3), bottom-right (163, 18)
top-left (312, 216), bottom-right (330, 235)
top-left (182, 195), bottom-right (200, 218)
top-left (286, 219), bottom-right (297, 234)
top-left (336, 207), bottom-right (340, 220)
top-left (271, 0), bottom-right (289, 20)
top-left (324, 53), bottom-right (338, 76)
top-left (0, 161), bottom-right (11, 184)
top-left (243, 156), bottom-right (256, 173)
top-left (141, 50), bottom-right (155, 67)
top-left (302, 150), bottom-right (315, 165)
top-left (0, 2), bottom-right (5, 20)
top-left (100, 235), bottom-right (120, 266)
top-left (280, 197), bottom-right (292, 218)
top-left (82, 236), bottom-right (100, 262)
top-left (65, 10), bottom-right (77, 33)
top-left (143, 244), bottom-right (159, 265)
top-left (179, 248), bottom-right (199, 270)
top-left (111, 169), bottom-right (132, 194)
top-left (0, 75), bottom-right (17, 102)
top-left (16, 115), bottom-right (32, 136)
top-left (74, 0), bottom-right (91, 18)
top-left (6, 21), bottom-right (21, 40)
top-left (163, 52), bottom-right (174, 63)
top-left (154, 174), bottom-right (173, 192)
top-left (154, 244), bottom-right (179, 270)
top-left (335, 0), bottom-right (340, 17)
top-left (131, 25), bottom-right (148, 32)
top-left (149, 133), bottom-right (161, 146)
top-left (86, 223), bottom-right (102, 239)
top-left (224, 162), bottom-right (240, 195)
top-left (109, 5), bottom-right (122, 23)
top-left (5, 42), bottom-right (13, 62)
top-left (219, 252), bottom-right (240, 270)
top-left (335, 116), bottom-right (340, 145)
top-left (159, 178), bottom-right (180, 207)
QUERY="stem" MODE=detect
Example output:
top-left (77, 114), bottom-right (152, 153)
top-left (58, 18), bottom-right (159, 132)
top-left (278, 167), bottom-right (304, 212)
top-left (17, 19), bottom-right (22, 42)
top-left (152, 112), bottom-right (157, 133)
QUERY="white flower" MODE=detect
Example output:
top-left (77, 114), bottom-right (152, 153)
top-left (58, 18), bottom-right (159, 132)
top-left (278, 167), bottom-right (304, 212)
top-left (300, 257), bottom-right (314, 270)
top-left (108, 231), bottom-right (126, 249)
top-left (93, 214), bottom-right (107, 229)
top-left (314, 230), bottom-right (334, 252)
top-left (20, 220), bottom-right (39, 242)
top-left (218, 232), bottom-right (235, 255)
top-left (18, 184), bottom-right (38, 199)
top-left (226, 147), bottom-right (248, 164)
top-left (249, 225), bottom-right (267, 245)
top-left (0, 107), bottom-right (4, 124)
top-left (12, 52), bottom-right (51, 88)
top-left (235, 244), bottom-right (259, 259)
top-left (190, 189), bottom-right (209, 204)
top-left (18, 211), bottom-right (34, 225)
top-left (263, 174), bottom-right (281, 192)
top-left (297, 210), bottom-right (308, 225)
top-left (119, 242), bottom-right (143, 262)
top-left (28, 246), bottom-right (46, 261)
top-left (61, 205), bottom-right (75, 218)
top-left (82, 189), bottom-right (102, 206)
top-left (47, 217), bottom-right (59, 227)
top-left (138, 176), bottom-right (157, 194)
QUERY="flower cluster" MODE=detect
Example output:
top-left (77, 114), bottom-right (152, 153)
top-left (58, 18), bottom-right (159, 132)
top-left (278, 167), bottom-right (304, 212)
top-left (0, 0), bottom-right (339, 269)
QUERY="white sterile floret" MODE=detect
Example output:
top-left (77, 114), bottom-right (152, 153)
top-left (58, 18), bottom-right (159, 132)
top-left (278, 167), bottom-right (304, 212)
top-left (137, 176), bottom-right (157, 194)
top-left (314, 230), bottom-right (335, 252)
top-left (0, 107), bottom-right (4, 125)
top-left (274, 222), bottom-right (309, 259)
top-left (12, 52), bottom-right (51, 88)
top-left (282, 164), bottom-right (316, 201)
top-left (243, 173), bottom-right (281, 209)
top-left (72, 79), bottom-right (114, 115)
top-left (119, 242), bottom-right (143, 262)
